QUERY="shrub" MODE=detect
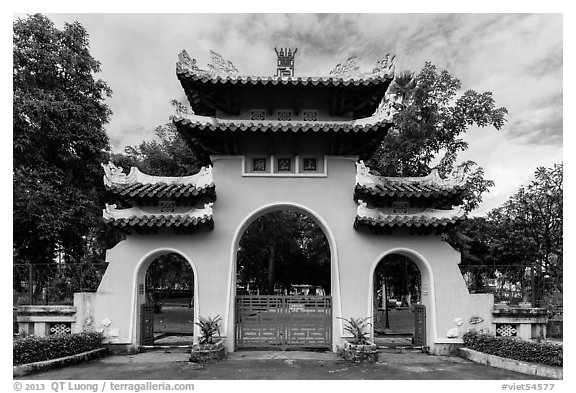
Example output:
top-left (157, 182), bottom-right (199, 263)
top-left (463, 331), bottom-right (562, 367)
top-left (337, 317), bottom-right (372, 345)
top-left (194, 315), bottom-right (221, 345)
top-left (13, 332), bottom-right (103, 365)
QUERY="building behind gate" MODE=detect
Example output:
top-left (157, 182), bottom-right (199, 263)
top-left (94, 48), bottom-right (494, 355)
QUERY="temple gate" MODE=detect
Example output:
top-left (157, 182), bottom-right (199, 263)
top-left (94, 48), bottom-right (494, 354)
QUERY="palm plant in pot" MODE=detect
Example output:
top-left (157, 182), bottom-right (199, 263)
top-left (189, 315), bottom-right (225, 363)
top-left (338, 316), bottom-right (379, 363)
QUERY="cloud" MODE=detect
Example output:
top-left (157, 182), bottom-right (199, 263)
top-left (35, 13), bottom-right (562, 217)
top-left (504, 94), bottom-right (563, 146)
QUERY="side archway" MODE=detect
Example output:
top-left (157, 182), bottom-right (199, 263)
top-left (368, 248), bottom-right (437, 348)
top-left (131, 248), bottom-right (199, 346)
top-left (225, 202), bottom-right (343, 351)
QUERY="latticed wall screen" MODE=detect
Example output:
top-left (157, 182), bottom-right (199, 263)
top-left (496, 324), bottom-right (518, 337)
top-left (49, 322), bottom-right (71, 335)
top-left (277, 111), bottom-right (292, 121)
top-left (302, 111), bottom-right (318, 122)
top-left (250, 110), bottom-right (266, 121)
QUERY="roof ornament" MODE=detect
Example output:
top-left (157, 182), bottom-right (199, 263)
top-left (329, 56), bottom-right (361, 79)
top-left (372, 71), bottom-right (417, 118)
top-left (275, 47), bottom-right (297, 77)
top-left (102, 162), bottom-right (129, 188)
top-left (207, 50), bottom-right (239, 78)
top-left (355, 161), bottom-right (376, 187)
top-left (372, 54), bottom-right (396, 78)
top-left (176, 50), bottom-right (205, 75)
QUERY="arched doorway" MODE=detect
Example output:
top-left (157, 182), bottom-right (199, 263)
top-left (230, 204), bottom-right (338, 351)
top-left (371, 250), bottom-right (433, 349)
top-left (135, 250), bottom-right (197, 346)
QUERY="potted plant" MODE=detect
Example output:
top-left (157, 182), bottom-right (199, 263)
top-left (189, 315), bottom-right (225, 363)
top-left (337, 316), bottom-right (379, 363)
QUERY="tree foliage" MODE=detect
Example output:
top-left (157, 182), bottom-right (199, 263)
top-left (237, 211), bottom-right (330, 294)
top-left (449, 163), bottom-right (563, 305)
top-left (368, 63), bottom-right (508, 212)
top-left (13, 14), bottom-right (112, 265)
top-left (115, 100), bottom-right (202, 176)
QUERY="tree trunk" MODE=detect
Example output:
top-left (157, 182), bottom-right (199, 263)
top-left (267, 245), bottom-right (275, 294)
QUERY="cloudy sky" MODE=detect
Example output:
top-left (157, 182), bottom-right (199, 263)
top-left (23, 13), bottom-right (563, 216)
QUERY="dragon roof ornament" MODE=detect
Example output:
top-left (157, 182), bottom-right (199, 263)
top-left (330, 54), bottom-right (395, 80)
top-left (102, 162), bottom-right (213, 189)
top-left (177, 49), bottom-right (239, 79)
top-left (372, 70), bottom-right (417, 118)
top-left (355, 161), bottom-right (467, 189)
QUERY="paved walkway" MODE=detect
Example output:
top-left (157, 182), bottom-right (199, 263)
top-left (17, 349), bottom-right (547, 380)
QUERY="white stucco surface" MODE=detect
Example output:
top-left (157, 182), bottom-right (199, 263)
top-left (94, 156), bottom-right (493, 352)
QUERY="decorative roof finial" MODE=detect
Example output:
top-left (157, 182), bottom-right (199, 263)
top-left (275, 47), bottom-right (297, 77)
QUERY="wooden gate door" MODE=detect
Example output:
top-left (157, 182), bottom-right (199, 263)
top-left (235, 295), bottom-right (332, 350)
top-left (413, 304), bottom-right (426, 347)
top-left (140, 303), bottom-right (155, 346)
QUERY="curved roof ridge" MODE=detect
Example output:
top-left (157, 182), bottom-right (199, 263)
top-left (356, 201), bottom-right (465, 220)
top-left (176, 49), bottom-right (395, 84)
top-left (102, 162), bottom-right (213, 189)
top-left (355, 161), bottom-right (468, 189)
top-left (355, 201), bottom-right (466, 228)
top-left (103, 203), bottom-right (213, 222)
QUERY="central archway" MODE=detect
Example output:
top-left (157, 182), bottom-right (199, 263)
top-left (225, 202), bottom-right (342, 351)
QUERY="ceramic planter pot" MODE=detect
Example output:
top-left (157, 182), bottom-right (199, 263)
top-left (189, 339), bottom-right (225, 363)
top-left (339, 340), bottom-right (379, 363)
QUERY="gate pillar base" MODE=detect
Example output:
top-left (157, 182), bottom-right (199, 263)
top-left (429, 342), bottom-right (463, 356)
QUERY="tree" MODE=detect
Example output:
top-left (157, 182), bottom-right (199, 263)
top-left (368, 63), bottom-right (508, 212)
top-left (237, 211), bottom-right (330, 295)
top-left (448, 163), bottom-right (563, 307)
top-left (13, 14), bottom-right (112, 266)
top-left (117, 100), bottom-right (202, 176)
top-left (487, 163), bottom-right (563, 303)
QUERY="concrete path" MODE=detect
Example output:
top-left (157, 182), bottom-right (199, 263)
top-left (17, 349), bottom-right (547, 380)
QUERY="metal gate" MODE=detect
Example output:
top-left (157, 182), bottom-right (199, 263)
top-left (235, 295), bottom-right (332, 350)
top-left (413, 304), bottom-right (426, 347)
top-left (140, 303), bottom-right (155, 346)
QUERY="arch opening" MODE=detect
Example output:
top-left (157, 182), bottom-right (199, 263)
top-left (135, 250), bottom-right (197, 346)
top-left (371, 251), bottom-right (432, 349)
top-left (230, 203), bottom-right (338, 351)
top-left (236, 210), bottom-right (331, 297)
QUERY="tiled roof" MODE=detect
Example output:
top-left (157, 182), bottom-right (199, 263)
top-left (175, 50), bottom-right (394, 87)
top-left (103, 204), bottom-right (213, 229)
top-left (102, 163), bottom-right (214, 198)
top-left (355, 161), bottom-right (467, 198)
top-left (172, 112), bottom-right (393, 134)
top-left (177, 73), bottom-right (393, 87)
top-left (355, 202), bottom-right (466, 229)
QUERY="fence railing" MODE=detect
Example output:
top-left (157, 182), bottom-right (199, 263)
top-left (13, 263), bottom-right (108, 306)
top-left (458, 264), bottom-right (562, 309)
